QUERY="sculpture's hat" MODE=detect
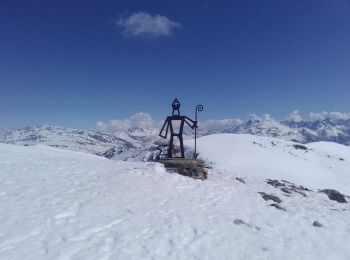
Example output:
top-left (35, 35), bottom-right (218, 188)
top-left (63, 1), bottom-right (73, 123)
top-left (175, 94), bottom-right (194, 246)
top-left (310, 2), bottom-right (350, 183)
top-left (172, 98), bottom-right (181, 109)
top-left (172, 98), bottom-right (181, 116)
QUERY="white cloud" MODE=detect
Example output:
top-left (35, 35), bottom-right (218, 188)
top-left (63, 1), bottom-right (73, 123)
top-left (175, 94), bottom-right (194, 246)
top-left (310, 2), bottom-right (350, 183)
top-left (96, 112), bottom-right (155, 134)
top-left (309, 111), bottom-right (350, 121)
top-left (129, 113), bottom-right (155, 128)
top-left (262, 114), bottom-right (274, 121)
top-left (248, 114), bottom-right (261, 121)
top-left (287, 110), bottom-right (303, 122)
top-left (117, 12), bottom-right (181, 37)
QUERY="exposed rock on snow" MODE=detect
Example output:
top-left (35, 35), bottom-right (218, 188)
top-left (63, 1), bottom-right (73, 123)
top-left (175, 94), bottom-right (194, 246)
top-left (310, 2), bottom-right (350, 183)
top-left (233, 219), bottom-right (260, 230)
top-left (98, 147), bottom-right (118, 159)
top-left (269, 203), bottom-right (286, 211)
top-left (293, 144), bottom-right (309, 151)
top-left (158, 158), bottom-right (208, 180)
top-left (313, 221), bottom-right (323, 227)
top-left (236, 177), bottom-right (246, 184)
top-left (266, 179), bottom-right (310, 197)
top-left (233, 219), bottom-right (246, 225)
top-left (266, 179), bottom-right (286, 188)
top-left (319, 189), bottom-right (347, 203)
top-left (258, 192), bottom-right (282, 203)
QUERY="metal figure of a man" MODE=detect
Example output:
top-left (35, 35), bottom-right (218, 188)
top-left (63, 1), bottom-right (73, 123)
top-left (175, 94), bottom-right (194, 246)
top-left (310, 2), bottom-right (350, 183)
top-left (159, 98), bottom-right (197, 158)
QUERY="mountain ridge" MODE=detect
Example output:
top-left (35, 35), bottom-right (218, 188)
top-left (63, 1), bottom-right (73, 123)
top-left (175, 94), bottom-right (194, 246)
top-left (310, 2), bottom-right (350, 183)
top-left (1, 117), bottom-right (349, 161)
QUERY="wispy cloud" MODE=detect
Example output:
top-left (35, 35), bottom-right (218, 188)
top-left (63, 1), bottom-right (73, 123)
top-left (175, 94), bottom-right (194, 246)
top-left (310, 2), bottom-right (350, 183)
top-left (117, 12), bottom-right (181, 37)
top-left (287, 110), bottom-right (303, 122)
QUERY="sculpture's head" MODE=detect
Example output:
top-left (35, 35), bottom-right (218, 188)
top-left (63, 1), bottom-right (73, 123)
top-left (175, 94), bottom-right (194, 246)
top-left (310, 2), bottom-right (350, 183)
top-left (172, 98), bottom-right (181, 116)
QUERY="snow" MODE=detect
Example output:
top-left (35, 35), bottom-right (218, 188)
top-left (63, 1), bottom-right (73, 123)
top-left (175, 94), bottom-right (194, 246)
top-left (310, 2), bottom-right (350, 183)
top-left (192, 134), bottom-right (350, 194)
top-left (1, 135), bottom-right (350, 260)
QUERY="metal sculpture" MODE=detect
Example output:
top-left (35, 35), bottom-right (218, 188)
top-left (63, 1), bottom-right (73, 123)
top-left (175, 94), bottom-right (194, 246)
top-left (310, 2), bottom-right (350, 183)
top-left (159, 98), bottom-right (197, 158)
top-left (194, 104), bottom-right (203, 158)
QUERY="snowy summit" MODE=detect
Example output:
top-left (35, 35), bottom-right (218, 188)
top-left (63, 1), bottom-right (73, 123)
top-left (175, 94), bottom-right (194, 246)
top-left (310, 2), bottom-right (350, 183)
top-left (1, 133), bottom-right (349, 260)
top-left (2, 0), bottom-right (350, 259)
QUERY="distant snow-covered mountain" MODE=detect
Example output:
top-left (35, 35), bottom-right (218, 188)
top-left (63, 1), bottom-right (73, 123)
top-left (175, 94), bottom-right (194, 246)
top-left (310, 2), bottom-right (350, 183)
top-left (0, 125), bottom-right (171, 161)
top-left (224, 117), bottom-right (350, 145)
top-left (224, 117), bottom-right (301, 140)
top-left (0, 125), bottom-right (135, 156)
top-left (1, 116), bottom-right (349, 162)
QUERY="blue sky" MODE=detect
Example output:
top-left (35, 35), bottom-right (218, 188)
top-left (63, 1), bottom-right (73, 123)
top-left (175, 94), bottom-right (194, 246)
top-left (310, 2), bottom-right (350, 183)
top-left (0, 0), bottom-right (349, 129)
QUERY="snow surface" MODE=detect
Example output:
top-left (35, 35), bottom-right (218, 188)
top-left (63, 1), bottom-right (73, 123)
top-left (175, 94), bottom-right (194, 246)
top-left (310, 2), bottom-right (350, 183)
top-left (191, 134), bottom-right (350, 194)
top-left (1, 134), bottom-right (350, 260)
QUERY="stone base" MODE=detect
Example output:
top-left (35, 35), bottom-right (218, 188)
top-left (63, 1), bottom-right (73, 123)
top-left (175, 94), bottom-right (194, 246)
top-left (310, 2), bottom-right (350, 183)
top-left (158, 158), bottom-right (208, 180)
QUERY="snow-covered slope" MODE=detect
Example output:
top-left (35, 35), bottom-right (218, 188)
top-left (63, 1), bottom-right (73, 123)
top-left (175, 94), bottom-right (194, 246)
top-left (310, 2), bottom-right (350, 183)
top-left (1, 135), bottom-right (350, 260)
top-left (191, 134), bottom-right (350, 194)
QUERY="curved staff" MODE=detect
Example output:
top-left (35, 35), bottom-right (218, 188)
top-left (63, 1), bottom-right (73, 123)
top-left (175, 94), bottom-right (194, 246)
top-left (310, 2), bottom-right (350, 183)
top-left (194, 104), bottom-right (203, 159)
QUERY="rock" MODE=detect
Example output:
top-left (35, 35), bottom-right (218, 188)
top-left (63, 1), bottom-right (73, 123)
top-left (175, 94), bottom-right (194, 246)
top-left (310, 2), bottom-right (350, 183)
top-left (99, 147), bottom-right (116, 159)
top-left (258, 192), bottom-right (282, 203)
top-left (233, 219), bottom-right (246, 225)
top-left (313, 221), bottom-right (322, 227)
top-left (233, 219), bottom-right (261, 230)
top-left (296, 191), bottom-right (307, 197)
top-left (159, 158), bottom-right (208, 180)
top-left (266, 179), bottom-right (285, 188)
top-left (293, 144), bottom-right (308, 151)
top-left (236, 177), bottom-right (246, 184)
top-left (319, 189), bottom-right (347, 203)
top-left (268, 179), bottom-right (311, 197)
top-left (201, 168), bottom-right (208, 179)
top-left (281, 188), bottom-right (292, 194)
top-left (269, 203), bottom-right (286, 211)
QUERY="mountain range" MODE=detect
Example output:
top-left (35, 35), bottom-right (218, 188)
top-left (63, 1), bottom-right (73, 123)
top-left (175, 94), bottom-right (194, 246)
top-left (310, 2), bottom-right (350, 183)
top-left (1, 117), bottom-right (349, 161)
top-left (224, 117), bottom-right (350, 145)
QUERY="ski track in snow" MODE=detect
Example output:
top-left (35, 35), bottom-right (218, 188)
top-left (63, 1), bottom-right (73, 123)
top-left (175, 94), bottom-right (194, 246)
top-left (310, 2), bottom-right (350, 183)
top-left (0, 140), bottom-right (350, 260)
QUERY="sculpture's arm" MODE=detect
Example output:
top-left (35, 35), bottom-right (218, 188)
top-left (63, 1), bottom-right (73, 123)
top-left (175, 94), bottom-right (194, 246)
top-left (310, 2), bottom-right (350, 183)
top-left (184, 116), bottom-right (197, 129)
top-left (159, 118), bottom-right (169, 139)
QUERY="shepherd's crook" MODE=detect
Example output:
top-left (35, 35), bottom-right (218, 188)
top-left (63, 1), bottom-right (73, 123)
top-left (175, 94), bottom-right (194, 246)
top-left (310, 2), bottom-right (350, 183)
top-left (194, 104), bottom-right (203, 159)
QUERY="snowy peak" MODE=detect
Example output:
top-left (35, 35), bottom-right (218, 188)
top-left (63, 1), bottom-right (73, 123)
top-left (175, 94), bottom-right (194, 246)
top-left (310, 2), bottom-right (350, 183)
top-left (224, 118), bottom-right (302, 142)
top-left (281, 118), bottom-right (350, 144)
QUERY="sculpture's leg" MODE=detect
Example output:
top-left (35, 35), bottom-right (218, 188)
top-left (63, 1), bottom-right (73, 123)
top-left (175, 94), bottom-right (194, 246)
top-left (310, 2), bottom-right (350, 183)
top-left (179, 135), bottom-right (184, 158)
top-left (168, 135), bottom-right (174, 158)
